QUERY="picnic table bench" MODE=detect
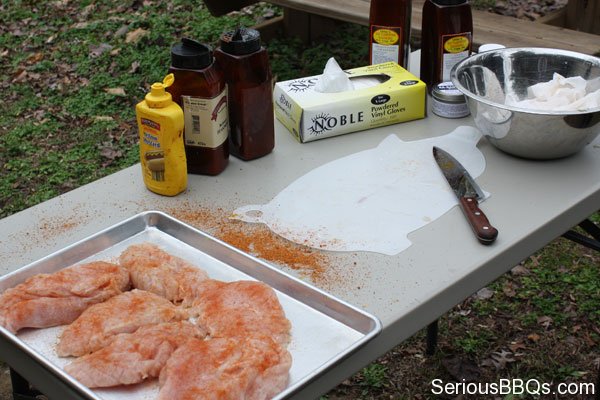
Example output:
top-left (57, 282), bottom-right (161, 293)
top-left (204, 0), bottom-right (600, 55)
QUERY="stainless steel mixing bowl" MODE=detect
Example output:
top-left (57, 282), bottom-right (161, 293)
top-left (451, 48), bottom-right (600, 159)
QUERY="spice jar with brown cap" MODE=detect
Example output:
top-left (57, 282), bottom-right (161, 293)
top-left (168, 38), bottom-right (229, 175)
top-left (214, 27), bottom-right (274, 160)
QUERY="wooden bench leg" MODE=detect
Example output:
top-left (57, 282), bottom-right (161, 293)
top-left (282, 8), bottom-right (341, 43)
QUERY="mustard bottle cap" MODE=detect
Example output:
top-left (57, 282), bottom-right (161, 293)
top-left (145, 73), bottom-right (175, 108)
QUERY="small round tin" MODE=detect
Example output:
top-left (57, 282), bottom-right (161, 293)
top-left (431, 81), bottom-right (470, 118)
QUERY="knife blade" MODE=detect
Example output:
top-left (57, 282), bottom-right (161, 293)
top-left (433, 146), bottom-right (498, 245)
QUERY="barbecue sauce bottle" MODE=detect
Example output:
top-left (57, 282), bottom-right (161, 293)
top-left (168, 38), bottom-right (229, 175)
top-left (214, 28), bottom-right (275, 160)
top-left (369, 0), bottom-right (412, 68)
top-left (420, 0), bottom-right (473, 88)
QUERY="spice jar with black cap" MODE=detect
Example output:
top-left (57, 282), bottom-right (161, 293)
top-left (168, 38), bottom-right (229, 175)
top-left (214, 27), bottom-right (274, 161)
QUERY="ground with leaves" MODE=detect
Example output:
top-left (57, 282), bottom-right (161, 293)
top-left (1, 1), bottom-right (598, 400)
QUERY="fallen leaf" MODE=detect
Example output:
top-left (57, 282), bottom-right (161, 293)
top-left (510, 265), bottom-right (530, 276)
top-left (72, 21), bottom-right (90, 29)
top-left (12, 69), bottom-right (27, 83)
top-left (130, 60), bottom-right (140, 73)
top-left (442, 356), bottom-right (481, 381)
top-left (114, 25), bottom-right (129, 38)
top-left (93, 116), bottom-right (114, 122)
top-left (503, 283), bottom-right (516, 297)
top-left (100, 146), bottom-right (122, 160)
top-left (509, 341), bottom-right (527, 352)
top-left (89, 43), bottom-right (113, 58)
top-left (537, 316), bottom-right (553, 329)
top-left (490, 349), bottom-right (516, 369)
top-left (474, 287), bottom-right (494, 300)
top-left (26, 52), bottom-right (44, 64)
top-left (105, 87), bottom-right (126, 96)
top-left (1, 49), bottom-right (8, 57)
top-left (527, 333), bottom-right (540, 342)
top-left (110, 48), bottom-right (122, 56)
top-left (125, 28), bottom-right (149, 43)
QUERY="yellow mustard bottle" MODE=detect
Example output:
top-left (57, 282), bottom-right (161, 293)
top-left (135, 74), bottom-right (187, 196)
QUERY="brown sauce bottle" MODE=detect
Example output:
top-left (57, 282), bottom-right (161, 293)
top-left (214, 28), bottom-right (274, 161)
top-left (369, 0), bottom-right (412, 68)
top-left (420, 0), bottom-right (473, 89)
top-left (168, 38), bottom-right (229, 175)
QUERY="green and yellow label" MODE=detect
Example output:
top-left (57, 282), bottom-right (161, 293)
top-left (373, 28), bottom-right (400, 45)
top-left (443, 35), bottom-right (470, 53)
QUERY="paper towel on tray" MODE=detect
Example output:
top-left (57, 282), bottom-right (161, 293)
top-left (233, 126), bottom-right (486, 255)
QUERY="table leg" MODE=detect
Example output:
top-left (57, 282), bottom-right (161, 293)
top-left (426, 320), bottom-right (439, 356)
top-left (9, 368), bottom-right (44, 400)
top-left (562, 218), bottom-right (600, 252)
top-left (562, 217), bottom-right (599, 398)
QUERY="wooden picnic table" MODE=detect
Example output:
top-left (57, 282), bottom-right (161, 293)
top-left (205, 0), bottom-right (600, 55)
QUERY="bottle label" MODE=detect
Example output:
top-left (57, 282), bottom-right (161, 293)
top-left (370, 25), bottom-right (402, 65)
top-left (182, 88), bottom-right (229, 149)
top-left (440, 32), bottom-right (472, 81)
top-left (140, 118), bottom-right (165, 182)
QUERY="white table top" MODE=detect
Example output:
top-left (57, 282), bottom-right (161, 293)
top-left (2, 56), bottom-right (600, 398)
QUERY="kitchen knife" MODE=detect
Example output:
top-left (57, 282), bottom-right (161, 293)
top-left (433, 146), bottom-right (498, 245)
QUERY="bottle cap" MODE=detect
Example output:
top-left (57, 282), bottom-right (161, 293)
top-left (432, 81), bottom-right (466, 103)
top-left (478, 43), bottom-right (506, 53)
top-left (171, 38), bottom-right (212, 69)
top-left (220, 27), bottom-right (261, 55)
top-left (431, 0), bottom-right (468, 5)
top-left (145, 73), bottom-right (175, 108)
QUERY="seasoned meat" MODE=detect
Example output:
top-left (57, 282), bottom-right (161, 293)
top-left (189, 280), bottom-right (291, 347)
top-left (57, 289), bottom-right (185, 357)
top-left (64, 321), bottom-right (207, 388)
top-left (158, 336), bottom-right (292, 400)
top-left (0, 261), bottom-right (129, 334)
top-left (119, 243), bottom-right (209, 305)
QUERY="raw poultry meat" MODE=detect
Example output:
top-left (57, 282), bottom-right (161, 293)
top-left (0, 261), bottom-right (129, 334)
top-left (64, 321), bottom-right (207, 388)
top-left (57, 289), bottom-right (185, 357)
top-left (119, 243), bottom-right (209, 305)
top-left (189, 280), bottom-right (291, 346)
top-left (158, 336), bottom-right (292, 400)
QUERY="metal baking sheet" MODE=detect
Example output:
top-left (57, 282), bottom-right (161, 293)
top-left (0, 211), bottom-right (381, 400)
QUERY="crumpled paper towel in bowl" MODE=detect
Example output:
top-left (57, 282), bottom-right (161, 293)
top-left (233, 126), bottom-right (487, 256)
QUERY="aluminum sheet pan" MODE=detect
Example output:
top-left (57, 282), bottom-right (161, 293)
top-left (0, 211), bottom-right (381, 400)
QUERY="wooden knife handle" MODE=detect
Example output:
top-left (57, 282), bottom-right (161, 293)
top-left (459, 197), bottom-right (498, 245)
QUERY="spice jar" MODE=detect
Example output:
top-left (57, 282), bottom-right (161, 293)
top-left (430, 81), bottom-right (470, 118)
top-left (368, 0), bottom-right (412, 68)
top-left (420, 0), bottom-right (473, 88)
top-left (214, 28), bottom-right (274, 160)
top-left (168, 38), bottom-right (229, 175)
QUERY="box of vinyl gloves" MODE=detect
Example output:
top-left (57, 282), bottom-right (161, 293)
top-left (273, 60), bottom-right (426, 143)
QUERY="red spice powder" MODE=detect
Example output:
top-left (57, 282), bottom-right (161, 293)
top-left (166, 204), bottom-right (329, 283)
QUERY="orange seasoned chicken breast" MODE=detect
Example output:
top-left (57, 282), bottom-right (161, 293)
top-left (64, 321), bottom-right (207, 388)
top-left (57, 289), bottom-right (185, 357)
top-left (0, 261), bottom-right (129, 334)
top-left (119, 243), bottom-right (209, 305)
top-left (189, 280), bottom-right (291, 347)
top-left (158, 336), bottom-right (292, 400)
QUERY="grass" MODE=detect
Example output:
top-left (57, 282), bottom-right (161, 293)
top-left (1, 1), bottom-right (599, 399)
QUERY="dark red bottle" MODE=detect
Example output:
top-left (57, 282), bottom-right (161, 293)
top-left (368, 0), bottom-right (412, 68)
top-left (214, 28), bottom-right (274, 160)
top-left (168, 38), bottom-right (229, 175)
top-left (420, 0), bottom-right (473, 88)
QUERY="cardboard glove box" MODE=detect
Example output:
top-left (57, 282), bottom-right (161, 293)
top-left (273, 62), bottom-right (426, 143)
